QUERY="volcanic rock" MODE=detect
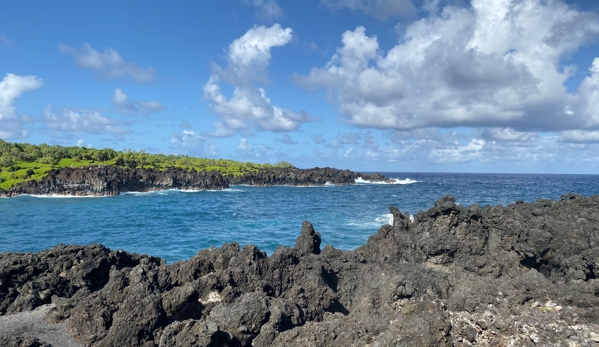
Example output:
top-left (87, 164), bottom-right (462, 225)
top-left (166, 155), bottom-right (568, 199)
top-left (1, 194), bottom-right (599, 346)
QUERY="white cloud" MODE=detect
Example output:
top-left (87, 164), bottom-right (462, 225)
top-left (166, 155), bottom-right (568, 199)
top-left (42, 105), bottom-right (130, 138)
top-left (242, 0), bottom-right (283, 19)
top-left (237, 137), bottom-right (254, 155)
top-left (576, 57), bottom-right (599, 128)
top-left (59, 43), bottom-right (156, 83)
top-left (559, 130), bottom-right (599, 143)
top-left (479, 128), bottom-right (538, 142)
top-left (204, 24), bottom-right (315, 136)
top-left (111, 88), bottom-right (164, 114)
top-left (306, 128), bottom-right (575, 169)
top-left (170, 130), bottom-right (219, 156)
top-left (299, 0), bottom-right (599, 134)
top-left (321, 0), bottom-right (416, 20)
top-left (428, 138), bottom-right (485, 163)
top-left (0, 73), bottom-right (43, 139)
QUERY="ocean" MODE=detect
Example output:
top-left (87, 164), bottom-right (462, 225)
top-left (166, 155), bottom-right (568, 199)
top-left (1, 172), bottom-right (598, 263)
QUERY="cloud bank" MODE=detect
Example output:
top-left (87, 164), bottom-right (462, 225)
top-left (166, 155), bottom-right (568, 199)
top-left (299, 0), bottom-right (599, 135)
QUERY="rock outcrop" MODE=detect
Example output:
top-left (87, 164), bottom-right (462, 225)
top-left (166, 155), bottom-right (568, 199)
top-left (1, 166), bottom-right (227, 197)
top-left (229, 167), bottom-right (389, 186)
top-left (0, 166), bottom-right (390, 197)
top-left (2, 194), bottom-right (598, 346)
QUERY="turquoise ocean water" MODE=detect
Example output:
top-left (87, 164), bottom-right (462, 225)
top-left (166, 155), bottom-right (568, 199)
top-left (1, 172), bottom-right (598, 263)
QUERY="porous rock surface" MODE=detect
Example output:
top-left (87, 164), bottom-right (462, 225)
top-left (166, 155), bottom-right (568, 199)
top-left (1, 194), bottom-right (599, 346)
top-left (0, 166), bottom-right (389, 197)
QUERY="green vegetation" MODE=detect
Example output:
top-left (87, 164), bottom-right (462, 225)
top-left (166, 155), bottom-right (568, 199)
top-left (0, 139), bottom-right (295, 190)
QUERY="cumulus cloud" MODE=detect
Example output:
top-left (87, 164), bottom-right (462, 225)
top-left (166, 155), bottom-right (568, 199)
top-left (237, 137), bottom-right (254, 156)
top-left (321, 0), bottom-right (416, 20)
top-left (111, 88), bottom-right (164, 114)
top-left (59, 43), bottom-right (156, 83)
top-left (242, 0), bottom-right (283, 19)
top-left (42, 105), bottom-right (130, 138)
top-left (299, 0), bottom-right (599, 135)
top-left (0, 73), bottom-right (43, 139)
top-left (170, 130), bottom-right (219, 156)
top-left (275, 133), bottom-right (298, 144)
top-left (204, 24), bottom-right (316, 136)
top-left (236, 137), bottom-right (272, 159)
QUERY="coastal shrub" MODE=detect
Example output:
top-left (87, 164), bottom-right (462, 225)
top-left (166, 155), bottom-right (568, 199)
top-left (0, 139), bottom-right (297, 189)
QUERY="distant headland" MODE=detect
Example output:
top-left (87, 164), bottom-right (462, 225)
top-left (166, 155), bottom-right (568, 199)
top-left (0, 140), bottom-right (389, 197)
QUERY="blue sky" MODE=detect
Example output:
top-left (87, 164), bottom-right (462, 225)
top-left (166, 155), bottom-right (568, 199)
top-left (2, 0), bottom-right (599, 173)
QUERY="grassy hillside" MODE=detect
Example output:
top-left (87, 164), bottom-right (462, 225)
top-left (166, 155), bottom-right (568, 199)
top-left (0, 140), bottom-right (294, 190)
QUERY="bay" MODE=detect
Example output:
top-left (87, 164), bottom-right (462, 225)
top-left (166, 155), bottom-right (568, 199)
top-left (1, 172), bottom-right (598, 263)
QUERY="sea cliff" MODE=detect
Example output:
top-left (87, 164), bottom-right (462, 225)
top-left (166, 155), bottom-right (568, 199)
top-left (1, 194), bottom-right (599, 346)
top-left (0, 166), bottom-right (389, 197)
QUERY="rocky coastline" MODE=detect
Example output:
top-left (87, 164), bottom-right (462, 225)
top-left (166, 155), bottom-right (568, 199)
top-left (2, 194), bottom-right (599, 346)
top-left (0, 166), bottom-right (390, 197)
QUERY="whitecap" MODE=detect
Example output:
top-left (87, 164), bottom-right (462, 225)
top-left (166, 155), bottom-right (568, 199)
top-left (345, 213), bottom-right (395, 228)
top-left (355, 177), bottom-right (420, 185)
top-left (24, 194), bottom-right (111, 198)
top-left (375, 213), bottom-right (394, 225)
top-left (204, 188), bottom-right (244, 192)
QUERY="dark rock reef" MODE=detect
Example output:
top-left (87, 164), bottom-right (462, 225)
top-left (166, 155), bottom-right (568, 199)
top-left (229, 167), bottom-right (388, 186)
top-left (2, 194), bottom-right (599, 346)
top-left (0, 166), bottom-right (389, 197)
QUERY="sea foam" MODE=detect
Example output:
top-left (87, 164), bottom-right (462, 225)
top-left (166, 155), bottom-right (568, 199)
top-left (355, 177), bottom-right (420, 185)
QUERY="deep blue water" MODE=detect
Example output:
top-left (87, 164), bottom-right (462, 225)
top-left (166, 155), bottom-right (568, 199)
top-left (1, 172), bottom-right (598, 263)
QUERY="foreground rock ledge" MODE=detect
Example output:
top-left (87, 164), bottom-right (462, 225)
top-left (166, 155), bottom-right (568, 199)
top-left (2, 194), bottom-right (599, 346)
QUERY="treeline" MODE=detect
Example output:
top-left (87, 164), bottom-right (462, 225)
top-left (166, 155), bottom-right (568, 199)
top-left (0, 139), bottom-right (295, 189)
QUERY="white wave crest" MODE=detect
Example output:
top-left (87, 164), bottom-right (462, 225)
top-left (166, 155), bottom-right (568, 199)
top-left (345, 213), bottom-right (394, 228)
top-left (24, 194), bottom-right (111, 198)
top-left (355, 177), bottom-right (420, 185)
top-left (375, 213), bottom-right (393, 225)
top-left (205, 188), bottom-right (244, 192)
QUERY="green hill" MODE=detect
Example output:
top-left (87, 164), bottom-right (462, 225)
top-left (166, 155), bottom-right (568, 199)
top-left (0, 139), bottom-right (294, 190)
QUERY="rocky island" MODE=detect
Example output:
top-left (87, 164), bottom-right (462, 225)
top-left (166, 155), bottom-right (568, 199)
top-left (1, 194), bottom-right (599, 346)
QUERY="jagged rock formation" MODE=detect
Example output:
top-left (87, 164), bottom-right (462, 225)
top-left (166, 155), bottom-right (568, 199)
top-left (0, 166), bottom-right (227, 197)
top-left (0, 166), bottom-right (389, 197)
top-left (1, 194), bottom-right (598, 346)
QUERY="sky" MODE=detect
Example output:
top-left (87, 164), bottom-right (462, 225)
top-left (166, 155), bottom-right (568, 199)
top-left (2, 0), bottom-right (599, 173)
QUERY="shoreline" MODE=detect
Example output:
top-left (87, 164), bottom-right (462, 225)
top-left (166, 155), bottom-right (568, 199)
top-left (0, 166), bottom-right (391, 198)
top-left (2, 194), bottom-right (599, 346)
